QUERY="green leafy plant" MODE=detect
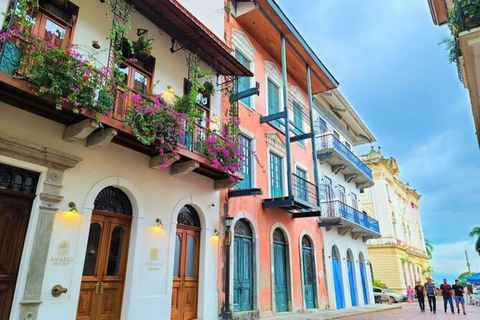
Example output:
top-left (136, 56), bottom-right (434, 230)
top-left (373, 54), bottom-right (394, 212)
top-left (133, 35), bottom-right (154, 60)
top-left (469, 226), bottom-right (480, 255)
top-left (449, 0), bottom-right (480, 35)
top-left (373, 278), bottom-right (386, 289)
top-left (425, 239), bottom-right (434, 259)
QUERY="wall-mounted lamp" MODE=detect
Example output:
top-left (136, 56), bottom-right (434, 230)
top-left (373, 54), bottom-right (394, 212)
top-left (137, 28), bottom-right (148, 37)
top-left (68, 202), bottom-right (78, 213)
top-left (214, 228), bottom-right (220, 237)
top-left (92, 40), bottom-right (101, 49)
top-left (155, 218), bottom-right (163, 228)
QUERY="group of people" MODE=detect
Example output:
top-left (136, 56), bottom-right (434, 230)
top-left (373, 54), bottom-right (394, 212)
top-left (406, 278), bottom-right (467, 315)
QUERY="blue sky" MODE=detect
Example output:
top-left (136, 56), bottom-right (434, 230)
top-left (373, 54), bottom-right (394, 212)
top-left (277, 0), bottom-right (480, 283)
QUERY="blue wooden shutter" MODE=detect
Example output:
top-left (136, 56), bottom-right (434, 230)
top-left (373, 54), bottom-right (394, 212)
top-left (270, 153), bottom-right (283, 198)
top-left (236, 135), bottom-right (252, 189)
top-left (292, 100), bottom-right (305, 146)
top-left (235, 51), bottom-right (251, 108)
top-left (296, 168), bottom-right (308, 201)
top-left (268, 80), bottom-right (283, 130)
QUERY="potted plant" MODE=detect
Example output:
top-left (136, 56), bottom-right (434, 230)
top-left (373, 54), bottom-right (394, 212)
top-left (202, 80), bottom-right (215, 97)
top-left (133, 36), bottom-right (154, 60)
top-left (449, 0), bottom-right (480, 34)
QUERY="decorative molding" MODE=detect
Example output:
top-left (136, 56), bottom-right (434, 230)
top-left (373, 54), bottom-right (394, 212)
top-left (264, 60), bottom-right (282, 86)
top-left (289, 85), bottom-right (305, 104)
top-left (266, 132), bottom-right (286, 156)
top-left (232, 29), bottom-right (255, 62)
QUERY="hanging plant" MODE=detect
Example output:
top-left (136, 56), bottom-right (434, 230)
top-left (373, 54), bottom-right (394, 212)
top-left (132, 35), bottom-right (154, 60)
top-left (202, 80), bottom-right (215, 97)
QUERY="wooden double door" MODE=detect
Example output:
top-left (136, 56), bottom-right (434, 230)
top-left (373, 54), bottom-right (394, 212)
top-left (77, 211), bottom-right (131, 320)
top-left (0, 190), bottom-right (34, 320)
top-left (171, 225), bottom-right (200, 320)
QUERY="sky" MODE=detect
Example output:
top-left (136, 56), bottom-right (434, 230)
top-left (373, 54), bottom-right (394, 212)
top-left (276, 0), bottom-right (480, 283)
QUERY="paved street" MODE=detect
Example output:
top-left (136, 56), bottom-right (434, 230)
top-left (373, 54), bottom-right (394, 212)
top-left (346, 302), bottom-right (480, 319)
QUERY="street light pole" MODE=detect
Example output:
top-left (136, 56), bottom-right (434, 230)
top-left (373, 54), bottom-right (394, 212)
top-left (223, 215), bottom-right (234, 320)
top-left (465, 250), bottom-right (471, 275)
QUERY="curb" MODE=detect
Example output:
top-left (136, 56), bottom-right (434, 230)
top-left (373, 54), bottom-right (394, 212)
top-left (322, 305), bottom-right (403, 319)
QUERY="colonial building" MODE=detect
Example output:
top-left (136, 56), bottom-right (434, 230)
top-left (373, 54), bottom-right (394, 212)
top-left (426, 0), bottom-right (480, 147)
top-left (360, 148), bottom-right (431, 294)
top-left (0, 0), bottom-right (251, 320)
top-left (314, 90), bottom-right (379, 310)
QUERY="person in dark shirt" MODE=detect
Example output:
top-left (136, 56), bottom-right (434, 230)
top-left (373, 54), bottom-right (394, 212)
top-left (440, 278), bottom-right (454, 314)
top-left (452, 279), bottom-right (467, 315)
top-left (414, 281), bottom-right (425, 312)
top-left (425, 277), bottom-right (437, 313)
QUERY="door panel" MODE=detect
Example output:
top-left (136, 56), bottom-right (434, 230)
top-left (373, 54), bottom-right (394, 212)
top-left (333, 258), bottom-right (344, 309)
top-left (359, 263), bottom-right (368, 304)
top-left (302, 248), bottom-right (315, 309)
top-left (234, 235), bottom-right (253, 312)
top-left (274, 242), bottom-right (288, 312)
top-left (171, 226), bottom-right (200, 320)
top-left (0, 191), bottom-right (34, 320)
top-left (347, 260), bottom-right (357, 306)
top-left (77, 212), bottom-right (131, 320)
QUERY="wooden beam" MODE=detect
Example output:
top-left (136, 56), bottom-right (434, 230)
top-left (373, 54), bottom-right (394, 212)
top-left (214, 178), bottom-right (237, 190)
top-left (150, 154), bottom-right (180, 169)
top-left (338, 226), bottom-right (351, 236)
top-left (86, 128), bottom-right (117, 149)
top-left (63, 119), bottom-right (99, 142)
top-left (352, 231), bottom-right (363, 240)
top-left (170, 160), bottom-right (199, 176)
top-left (345, 173), bottom-right (358, 183)
top-left (332, 164), bottom-right (346, 174)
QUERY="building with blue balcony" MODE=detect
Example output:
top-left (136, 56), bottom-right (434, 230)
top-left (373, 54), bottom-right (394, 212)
top-left (312, 89), bottom-right (380, 310)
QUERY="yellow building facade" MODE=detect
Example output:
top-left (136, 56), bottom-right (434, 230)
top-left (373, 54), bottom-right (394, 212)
top-left (360, 148), bottom-right (431, 294)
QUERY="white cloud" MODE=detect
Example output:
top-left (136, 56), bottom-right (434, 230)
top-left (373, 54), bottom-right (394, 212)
top-left (431, 240), bottom-right (480, 280)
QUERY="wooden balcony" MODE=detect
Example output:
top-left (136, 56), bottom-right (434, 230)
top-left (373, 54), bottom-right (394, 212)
top-left (0, 68), bottom-right (240, 189)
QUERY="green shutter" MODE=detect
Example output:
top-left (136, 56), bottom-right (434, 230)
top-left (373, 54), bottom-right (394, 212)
top-left (293, 100), bottom-right (305, 146)
top-left (270, 153), bottom-right (283, 198)
top-left (235, 51), bottom-right (251, 108)
top-left (236, 135), bottom-right (252, 190)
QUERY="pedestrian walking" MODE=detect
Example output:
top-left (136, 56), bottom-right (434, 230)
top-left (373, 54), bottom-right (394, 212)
top-left (440, 278), bottom-right (455, 314)
top-left (452, 279), bottom-right (467, 315)
top-left (425, 277), bottom-right (437, 313)
top-left (414, 281), bottom-right (425, 312)
top-left (407, 285), bottom-right (414, 303)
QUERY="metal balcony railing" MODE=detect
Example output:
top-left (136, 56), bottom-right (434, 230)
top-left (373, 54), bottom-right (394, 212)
top-left (292, 173), bottom-right (318, 206)
top-left (453, 0), bottom-right (480, 32)
top-left (315, 133), bottom-right (372, 179)
top-left (321, 200), bottom-right (380, 234)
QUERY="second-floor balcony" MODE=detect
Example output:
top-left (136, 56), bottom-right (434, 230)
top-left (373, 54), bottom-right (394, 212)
top-left (315, 134), bottom-right (374, 188)
top-left (318, 200), bottom-right (381, 240)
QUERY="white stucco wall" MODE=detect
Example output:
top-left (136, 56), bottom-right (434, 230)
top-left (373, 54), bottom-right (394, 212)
top-left (1, 103), bottom-right (220, 320)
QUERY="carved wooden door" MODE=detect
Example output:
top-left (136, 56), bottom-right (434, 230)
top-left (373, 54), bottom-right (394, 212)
top-left (171, 225), bottom-right (200, 320)
top-left (0, 190), bottom-right (34, 320)
top-left (77, 211), bottom-right (131, 320)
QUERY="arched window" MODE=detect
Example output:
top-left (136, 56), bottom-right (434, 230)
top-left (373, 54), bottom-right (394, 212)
top-left (177, 205), bottom-right (200, 227)
top-left (94, 186), bottom-right (132, 215)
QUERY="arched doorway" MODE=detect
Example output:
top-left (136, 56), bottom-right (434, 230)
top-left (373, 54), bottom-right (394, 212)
top-left (332, 246), bottom-right (344, 309)
top-left (359, 253), bottom-right (369, 305)
top-left (273, 228), bottom-right (289, 312)
top-left (233, 219), bottom-right (253, 312)
top-left (77, 186), bottom-right (133, 320)
top-left (0, 164), bottom-right (39, 320)
top-left (346, 250), bottom-right (357, 307)
top-left (171, 205), bottom-right (201, 320)
top-left (301, 236), bottom-right (316, 309)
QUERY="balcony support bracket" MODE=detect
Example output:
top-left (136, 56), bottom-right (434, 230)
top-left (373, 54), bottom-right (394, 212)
top-left (290, 132), bottom-right (313, 143)
top-left (332, 164), bottom-right (346, 174)
top-left (345, 173), bottom-right (358, 183)
top-left (86, 128), bottom-right (117, 149)
top-left (214, 178), bottom-right (237, 190)
top-left (351, 231), bottom-right (363, 240)
top-left (171, 160), bottom-right (199, 176)
top-left (150, 154), bottom-right (180, 169)
top-left (63, 119), bottom-right (100, 142)
top-left (260, 111), bottom-right (287, 124)
top-left (338, 226), bottom-right (351, 236)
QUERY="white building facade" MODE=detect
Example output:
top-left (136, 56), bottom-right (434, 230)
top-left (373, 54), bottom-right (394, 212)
top-left (312, 90), bottom-right (379, 310)
top-left (0, 0), bottom-right (250, 320)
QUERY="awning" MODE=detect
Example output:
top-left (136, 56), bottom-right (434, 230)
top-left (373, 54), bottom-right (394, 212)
top-left (466, 273), bottom-right (480, 283)
top-left (126, 0), bottom-right (253, 77)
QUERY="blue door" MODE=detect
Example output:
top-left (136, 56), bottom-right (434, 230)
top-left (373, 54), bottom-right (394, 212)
top-left (359, 262), bottom-right (368, 305)
top-left (347, 253), bottom-right (358, 306)
top-left (332, 248), bottom-right (344, 309)
top-left (234, 219), bottom-right (253, 312)
top-left (301, 236), bottom-right (316, 309)
top-left (273, 229), bottom-right (288, 312)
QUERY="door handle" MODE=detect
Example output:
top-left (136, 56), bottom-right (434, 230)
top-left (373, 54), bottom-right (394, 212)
top-left (100, 282), bottom-right (104, 295)
top-left (94, 282), bottom-right (100, 295)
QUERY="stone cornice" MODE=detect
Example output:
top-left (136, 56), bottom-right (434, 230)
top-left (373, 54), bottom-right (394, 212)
top-left (0, 133), bottom-right (82, 170)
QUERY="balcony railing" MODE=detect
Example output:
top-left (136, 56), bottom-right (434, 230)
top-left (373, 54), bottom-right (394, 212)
top-left (321, 200), bottom-right (380, 234)
top-left (292, 173), bottom-right (318, 206)
top-left (315, 133), bottom-right (372, 180)
top-left (452, 0), bottom-right (480, 33)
